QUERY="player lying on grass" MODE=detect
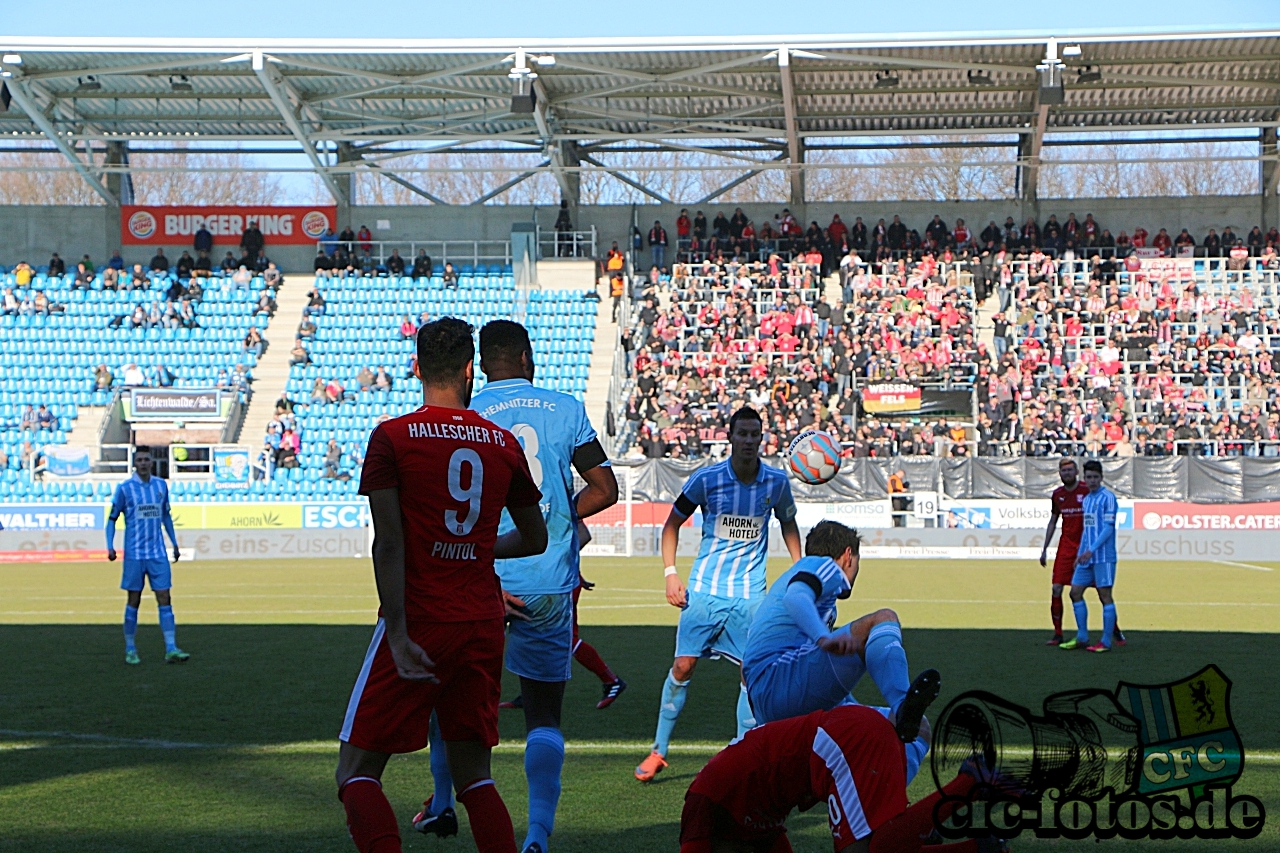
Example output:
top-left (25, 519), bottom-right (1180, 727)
top-left (636, 406), bottom-right (802, 782)
top-left (106, 445), bottom-right (188, 665)
top-left (1039, 458), bottom-right (1123, 647)
top-left (680, 703), bottom-right (1010, 853)
top-left (742, 520), bottom-right (940, 736)
top-left (414, 320), bottom-right (619, 853)
top-left (335, 318), bottom-right (548, 853)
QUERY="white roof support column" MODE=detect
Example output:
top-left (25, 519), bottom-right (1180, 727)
top-left (778, 46), bottom-right (804, 207)
top-left (252, 50), bottom-right (348, 205)
top-left (532, 79), bottom-right (578, 206)
top-left (4, 77), bottom-right (117, 204)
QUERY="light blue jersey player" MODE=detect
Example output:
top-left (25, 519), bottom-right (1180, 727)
top-left (105, 446), bottom-right (187, 665)
top-left (634, 406), bottom-right (802, 783)
top-left (1063, 459), bottom-right (1121, 653)
top-left (414, 320), bottom-right (618, 853)
top-left (741, 521), bottom-right (939, 776)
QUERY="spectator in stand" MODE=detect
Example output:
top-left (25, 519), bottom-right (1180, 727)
top-left (232, 265), bottom-right (253, 287)
top-left (314, 249), bottom-right (334, 278)
top-left (240, 219), bottom-right (265, 261)
top-left (338, 225), bottom-right (356, 256)
top-left (219, 251), bottom-right (237, 274)
top-left (324, 377), bottom-right (345, 404)
top-left (289, 338), bottom-right (310, 366)
top-left (442, 261), bottom-right (458, 288)
top-left (242, 327), bottom-right (264, 358)
top-left (149, 249), bottom-right (170, 273)
top-left (76, 262), bottom-right (97, 289)
top-left (249, 248), bottom-right (269, 273)
top-left (676, 208), bottom-right (692, 252)
top-left (1132, 225), bottom-right (1149, 248)
top-left (323, 438), bottom-right (343, 478)
top-left (386, 249), bottom-right (405, 276)
top-left (309, 377), bottom-right (327, 404)
top-left (554, 199), bottom-right (575, 257)
top-left (1247, 226), bottom-right (1265, 255)
top-left (48, 253), bottom-right (66, 277)
top-left (827, 215), bottom-right (848, 251)
top-left (19, 404), bottom-right (37, 431)
top-left (256, 288), bottom-right (277, 317)
top-left (356, 224), bottom-right (373, 255)
top-left (1, 288), bottom-right (17, 315)
top-left (175, 251), bottom-right (195, 280)
top-left (122, 363), bottom-right (147, 386)
top-left (194, 252), bottom-right (214, 276)
top-left (374, 366), bottom-right (393, 392)
top-left (194, 222), bottom-right (213, 255)
top-left (263, 262), bottom-right (283, 291)
top-left (1153, 228), bottom-right (1173, 255)
top-left (1174, 229), bottom-right (1195, 252)
top-left (357, 365), bottom-right (376, 392)
top-left (648, 219), bottom-right (668, 270)
top-left (411, 250), bottom-right (433, 278)
top-left (306, 286), bottom-right (327, 315)
top-left (155, 364), bottom-right (176, 387)
top-left (95, 363), bottom-right (114, 390)
top-left (399, 314), bottom-right (418, 339)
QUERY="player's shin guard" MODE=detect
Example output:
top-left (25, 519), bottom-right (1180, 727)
top-left (457, 778), bottom-right (517, 853)
top-left (1072, 600), bottom-right (1089, 644)
top-left (1050, 596), bottom-right (1063, 635)
top-left (123, 604), bottom-right (139, 652)
top-left (340, 777), bottom-right (402, 853)
top-left (523, 727), bottom-right (565, 852)
top-left (736, 684), bottom-right (756, 738)
top-left (867, 774), bottom-right (977, 853)
top-left (157, 604), bottom-right (177, 652)
top-left (572, 639), bottom-right (615, 683)
top-left (653, 670), bottom-right (690, 757)
top-left (427, 713), bottom-right (454, 813)
top-left (864, 622), bottom-right (910, 710)
top-left (1101, 603), bottom-right (1117, 648)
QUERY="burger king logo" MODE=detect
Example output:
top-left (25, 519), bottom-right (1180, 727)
top-left (301, 210), bottom-right (330, 239)
top-left (128, 210), bottom-right (157, 240)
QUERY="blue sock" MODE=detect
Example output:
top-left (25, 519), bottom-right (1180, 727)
top-left (864, 622), bottom-right (910, 712)
top-left (1101, 603), bottom-right (1117, 649)
top-left (652, 670), bottom-right (689, 757)
top-left (157, 604), bottom-right (176, 652)
top-left (427, 712), bottom-right (453, 813)
top-left (123, 605), bottom-right (138, 652)
top-left (1073, 600), bottom-right (1089, 644)
top-left (736, 684), bottom-right (756, 739)
top-left (523, 726), bottom-right (565, 852)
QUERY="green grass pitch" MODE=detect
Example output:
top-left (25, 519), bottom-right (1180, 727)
top-left (2, 556), bottom-right (1278, 852)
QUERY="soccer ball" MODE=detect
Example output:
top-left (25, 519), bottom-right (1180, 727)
top-left (786, 430), bottom-right (842, 485)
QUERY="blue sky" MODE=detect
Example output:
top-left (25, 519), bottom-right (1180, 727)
top-left (5, 1), bottom-right (1276, 38)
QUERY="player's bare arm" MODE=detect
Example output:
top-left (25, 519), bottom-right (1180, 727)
top-left (494, 501), bottom-right (548, 560)
top-left (573, 453), bottom-right (619, 520)
top-left (367, 487), bottom-right (437, 683)
top-left (661, 506), bottom-right (688, 607)
top-left (780, 518), bottom-right (802, 561)
top-left (1040, 505), bottom-right (1060, 567)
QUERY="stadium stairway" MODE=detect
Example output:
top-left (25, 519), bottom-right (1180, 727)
top-left (584, 285), bottom-right (616, 441)
top-left (234, 277), bottom-right (314, 444)
top-left (62, 405), bottom-right (110, 448)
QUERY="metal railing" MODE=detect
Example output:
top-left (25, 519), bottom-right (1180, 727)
top-left (537, 227), bottom-right (598, 259)
top-left (314, 239), bottom-right (512, 268)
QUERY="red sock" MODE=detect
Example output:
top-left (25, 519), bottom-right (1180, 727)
top-left (868, 775), bottom-right (976, 853)
top-left (339, 778), bottom-right (402, 853)
top-left (573, 639), bottom-right (616, 683)
top-left (1050, 596), bottom-right (1063, 634)
top-left (457, 778), bottom-right (516, 853)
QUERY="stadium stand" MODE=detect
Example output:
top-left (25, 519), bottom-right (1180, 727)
top-left (255, 268), bottom-right (596, 500)
top-left (0, 265), bottom-right (265, 502)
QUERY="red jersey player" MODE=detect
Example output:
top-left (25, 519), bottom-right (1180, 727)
top-left (1039, 458), bottom-right (1121, 646)
top-left (336, 318), bottom-right (548, 853)
top-left (679, 704), bottom-right (1009, 853)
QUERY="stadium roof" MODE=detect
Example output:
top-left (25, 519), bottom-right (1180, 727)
top-left (0, 29), bottom-right (1276, 203)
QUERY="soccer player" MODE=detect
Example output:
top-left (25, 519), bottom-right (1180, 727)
top-left (635, 405), bottom-right (801, 783)
top-left (414, 320), bottom-right (619, 853)
top-left (1061, 459), bottom-right (1120, 653)
top-left (336, 318), bottom-right (548, 853)
top-left (742, 520), bottom-right (939, 737)
top-left (679, 703), bottom-right (1010, 853)
top-left (106, 446), bottom-right (187, 665)
top-left (1040, 458), bottom-right (1123, 646)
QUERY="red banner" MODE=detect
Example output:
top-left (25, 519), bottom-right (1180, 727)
top-left (1133, 501), bottom-right (1280, 531)
top-left (121, 205), bottom-right (336, 246)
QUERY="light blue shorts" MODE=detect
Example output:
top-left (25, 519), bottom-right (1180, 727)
top-left (120, 558), bottom-right (171, 592)
top-left (674, 593), bottom-right (762, 665)
top-left (505, 592), bottom-right (574, 683)
top-left (744, 641), bottom-right (867, 725)
top-left (1072, 562), bottom-right (1116, 589)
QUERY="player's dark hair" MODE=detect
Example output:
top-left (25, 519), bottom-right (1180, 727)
top-left (1082, 460), bottom-right (1103, 475)
top-left (479, 320), bottom-right (532, 365)
top-left (805, 520), bottom-right (861, 559)
top-left (134, 445), bottom-right (152, 456)
top-left (729, 405), bottom-right (762, 433)
top-left (416, 318), bottom-right (474, 385)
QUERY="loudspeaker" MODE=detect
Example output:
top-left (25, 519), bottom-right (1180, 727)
top-left (512, 76), bottom-right (536, 114)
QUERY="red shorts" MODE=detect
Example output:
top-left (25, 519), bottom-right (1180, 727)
top-left (1053, 545), bottom-right (1080, 586)
top-left (340, 617), bottom-right (504, 754)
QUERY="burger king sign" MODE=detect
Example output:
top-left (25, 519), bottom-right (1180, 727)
top-left (120, 205), bottom-right (337, 246)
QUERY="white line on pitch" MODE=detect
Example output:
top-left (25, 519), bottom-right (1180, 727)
top-left (1214, 560), bottom-right (1275, 572)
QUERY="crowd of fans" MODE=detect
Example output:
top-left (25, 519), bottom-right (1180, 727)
top-left (620, 207), bottom-right (1280, 461)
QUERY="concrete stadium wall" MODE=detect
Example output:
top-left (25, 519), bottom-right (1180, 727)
top-left (0, 195), bottom-right (1275, 272)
